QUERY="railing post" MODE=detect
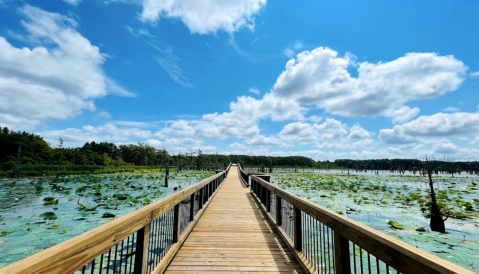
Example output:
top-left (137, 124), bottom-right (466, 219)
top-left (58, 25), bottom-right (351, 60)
top-left (134, 223), bottom-right (151, 274)
top-left (189, 193), bottom-right (195, 222)
top-left (173, 203), bottom-right (181, 243)
top-left (199, 187), bottom-right (204, 209)
top-left (334, 232), bottom-right (351, 274)
top-left (266, 189), bottom-right (271, 212)
top-left (259, 184), bottom-right (263, 204)
top-left (276, 195), bottom-right (282, 226)
top-left (293, 206), bottom-right (302, 251)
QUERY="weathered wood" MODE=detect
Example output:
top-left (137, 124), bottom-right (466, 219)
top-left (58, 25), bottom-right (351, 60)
top-left (266, 188), bottom-right (271, 212)
top-left (276, 196), bottom-right (282, 226)
top-left (334, 231), bottom-right (350, 274)
top-left (251, 191), bottom-right (314, 274)
top-left (134, 223), bottom-right (151, 274)
top-left (189, 193), bottom-right (195, 222)
top-left (165, 166), bottom-right (305, 274)
top-left (0, 171), bottom-right (226, 274)
top-left (250, 176), bottom-right (475, 274)
top-left (293, 206), bottom-right (302, 252)
top-left (173, 203), bottom-right (181, 243)
top-left (199, 187), bottom-right (204, 210)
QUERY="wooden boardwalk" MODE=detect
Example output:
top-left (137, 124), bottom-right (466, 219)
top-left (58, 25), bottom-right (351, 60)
top-left (165, 166), bottom-right (304, 273)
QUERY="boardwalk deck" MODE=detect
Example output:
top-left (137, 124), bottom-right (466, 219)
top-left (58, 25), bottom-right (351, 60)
top-left (165, 166), bottom-right (305, 274)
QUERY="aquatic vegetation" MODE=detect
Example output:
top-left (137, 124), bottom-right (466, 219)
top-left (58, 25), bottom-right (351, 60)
top-left (0, 170), bottom-right (214, 267)
top-left (270, 172), bottom-right (479, 271)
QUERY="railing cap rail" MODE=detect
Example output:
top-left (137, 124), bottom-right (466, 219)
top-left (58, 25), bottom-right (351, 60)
top-left (0, 171), bottom-right (226, 274)
top-left (250, 175), bottom-right (474, 274)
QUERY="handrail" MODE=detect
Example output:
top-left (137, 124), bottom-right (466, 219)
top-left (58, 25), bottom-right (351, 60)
top-left (1, 170), bottom-right (227, 274)
top-left (237, 163), bottom-right (249, 187)
top-left (225, 163), bottom-right (232, 177)
top-left (250, 175), bottom-right (474, 274)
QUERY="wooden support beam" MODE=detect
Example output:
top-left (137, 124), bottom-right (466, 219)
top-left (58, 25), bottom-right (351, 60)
top-left (334, 232), bottom-right (351, 274)
top-left (293, 206), bottom-right (302, 252)
top-left (276, 196), bottom-right (282, 226)
top-left (189, 193), bottom-right (195, 222)
top-left (134, 223), bottom-right (151, 274)
top-left (173, 203), bottom-right (181, 243)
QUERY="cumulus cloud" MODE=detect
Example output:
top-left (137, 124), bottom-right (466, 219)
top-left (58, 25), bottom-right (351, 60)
top-left (279, 119), bottom-right (349, 145)
top-left (432, 141), bottom-right (458, 154)
top-left (348, 124), bottom-right (371, 140)
top-left (0, 5), bottom-right (132, 130)
top-left (40, 123), bottom-right (152, 145)
top-left (379, 112), bottom-right (479, 144)
top-left (272, 47), bottom-right (467, 121)
top-left (244, 135), bottom-right (286, 146)
top-left (137, 0), bottom-right (266, 34)
top-left (384, 106), bottom-right (420, 123)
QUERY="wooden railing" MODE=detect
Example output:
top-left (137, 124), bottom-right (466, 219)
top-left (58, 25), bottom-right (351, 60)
top-left (237, 163), bottom-right (249, 186)
top-left (250, 175), bottom-right (473, 274)
top-left (0, 170), bottom-right (229, 274)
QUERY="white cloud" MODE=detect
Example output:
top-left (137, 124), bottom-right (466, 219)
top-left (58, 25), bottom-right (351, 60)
top-left (279, 118), bottom-right (348, 145)
top-left (137, 0), bottom-right (267, 34)
top-left (40, 123), bottom-right (152, 145)
top-left (0, 6), bottom-right (132, 131)
top-left (432, 141), bottom-right (458, 154)
top-left (97, 111), bottom-right (111, 119)
top-left (249, 87), bottom-right (260, 94)
top-left (384, 106), bottom-right (420, 123)
top-left (244, 135), bottom-right (286, 146)
top-left (272, 47), bottom-right (467, 121)
top-left (307, 115), bottom-right (322, 123)
top-left (471, 136), bottom-right (479, 144)
top-left (63, 0), bottom-right (82, 5)
top-left (470, 71), bottom-right (479, 77)
top-left (443, 106), bottom-right (459, 112)
top-left (348, 124), bottom-right (371, 140)
top-left (379, 112), bottom-right (479, 144)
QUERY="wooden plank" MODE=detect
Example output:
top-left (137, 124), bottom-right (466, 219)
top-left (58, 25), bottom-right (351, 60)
top-left (165, 166), bottom-right (305, 274)
top-left (0, 171), bottom-right (226, 274)
top-left (250, 175), bottom-right (475, 274)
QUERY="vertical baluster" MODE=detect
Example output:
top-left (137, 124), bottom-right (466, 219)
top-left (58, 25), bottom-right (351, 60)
top-left (326, 226), bottom-right (331, 274)
top-left (353, 243), bottom-right (357, 274)
top-left (376, 257), bottom-right (380, 274)
top-left (118, 239), bottom-right (124, 273)
top-left (360, 248), bottom-right (364, 274)
top-left (106, 246), bottom-right (112, 274)
top-left (367, 253), bottom-right (371, 274)
top-left (113, 243), bottom-right (119, 274)
top-left (99, 253), bottom-right (104, 274)
top-left (319, 223), bottom-right (324, 272)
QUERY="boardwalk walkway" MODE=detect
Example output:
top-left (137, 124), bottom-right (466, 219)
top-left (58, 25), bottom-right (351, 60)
top-left (165, 166), bottom-right (304, 273)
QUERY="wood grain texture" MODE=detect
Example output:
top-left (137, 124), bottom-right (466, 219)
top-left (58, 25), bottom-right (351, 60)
top-left (0, 172), bottom-right (225, 274)
top-left (250, 175), bottom-right (475, 274)
top-left (165, 166), bottom-right (305, 274)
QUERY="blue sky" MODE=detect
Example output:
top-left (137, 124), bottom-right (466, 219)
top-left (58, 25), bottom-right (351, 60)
top-left (0, 0), bottom-right (478, 160)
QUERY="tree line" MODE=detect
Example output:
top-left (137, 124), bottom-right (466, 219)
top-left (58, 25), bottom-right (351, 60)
top-left (1, 127), bottom-right (478, 176)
